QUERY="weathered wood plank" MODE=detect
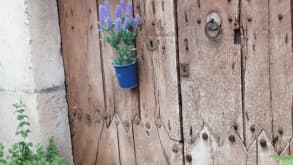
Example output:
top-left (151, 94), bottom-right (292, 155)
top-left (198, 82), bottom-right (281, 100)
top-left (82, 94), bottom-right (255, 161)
top-left (241, 0), bottom-right (272, 147)
top-left (96, 120), bottom-right (120, 165)
top-left (246, 141), bottom-right (257, 165)
top-left (269, 0), bottom-right (293, 153)
top-left (116, 114), bottom-right (136, 165)
top-left (177, 0), bottom-right (243, 162)
top-left (58, 0), bottom-right (105, 164)
top-left (96, 0), bottom-right (139, 164)
top-left (133, 0), bottom-right (182, 163)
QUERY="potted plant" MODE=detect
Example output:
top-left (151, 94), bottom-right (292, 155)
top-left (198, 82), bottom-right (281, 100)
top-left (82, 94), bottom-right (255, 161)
top-left (98, 0), bottom-right (140, 89)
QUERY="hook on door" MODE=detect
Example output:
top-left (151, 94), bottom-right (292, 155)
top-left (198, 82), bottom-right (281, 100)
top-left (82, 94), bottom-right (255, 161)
top-left (205, 12), bottom-right (222, 40)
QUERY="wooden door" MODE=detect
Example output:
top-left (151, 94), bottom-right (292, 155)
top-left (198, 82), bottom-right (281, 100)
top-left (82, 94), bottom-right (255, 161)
top-left (58, 0), bottom-right (182, 164)
top-left (177, 0), bottom-right (293, 164)
top-left (58, 0), bottom-right (293, 164)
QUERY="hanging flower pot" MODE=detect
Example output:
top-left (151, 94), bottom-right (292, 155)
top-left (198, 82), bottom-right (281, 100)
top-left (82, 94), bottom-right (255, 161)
top-left (113, 59), bottom-right (137, 89)
top-left (98, 0), bottom-right (140, 90)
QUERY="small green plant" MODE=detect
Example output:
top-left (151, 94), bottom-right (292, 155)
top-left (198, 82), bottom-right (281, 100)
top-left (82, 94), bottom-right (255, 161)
top-left (0, 100), bottom-right (71, 165)
top-left (273, 155), bottom-right (293, 165)
top-left (109, 160), bottom-right (115, 165)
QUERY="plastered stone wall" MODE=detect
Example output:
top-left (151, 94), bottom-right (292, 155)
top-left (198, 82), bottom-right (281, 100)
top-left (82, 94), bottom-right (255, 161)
top-left (0, 0), bottom-right (72, 163)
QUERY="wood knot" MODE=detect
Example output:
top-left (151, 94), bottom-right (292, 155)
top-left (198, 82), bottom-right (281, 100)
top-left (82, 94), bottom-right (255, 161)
top-left (202, 133), bottom-right (208, 140)
top-left (278, 129), bottom-right (283, 135)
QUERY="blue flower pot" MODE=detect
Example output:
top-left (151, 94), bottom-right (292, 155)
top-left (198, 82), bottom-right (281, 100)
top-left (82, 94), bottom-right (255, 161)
top-left (113, 60), bottom-right (137, 89)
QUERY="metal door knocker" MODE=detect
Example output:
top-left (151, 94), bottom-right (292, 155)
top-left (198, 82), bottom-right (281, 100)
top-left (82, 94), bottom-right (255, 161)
top-left (205, 12), bottom-right (222, 40)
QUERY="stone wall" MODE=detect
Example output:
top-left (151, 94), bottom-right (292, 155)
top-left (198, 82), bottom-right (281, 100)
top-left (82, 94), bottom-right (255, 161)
top-left (0, 0), bottom-right (72, 162)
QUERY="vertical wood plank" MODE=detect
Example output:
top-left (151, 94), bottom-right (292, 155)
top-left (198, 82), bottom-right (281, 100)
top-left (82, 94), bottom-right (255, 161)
top-left (241, 0), bottom-right (272, 147)
top-left (96, 0), bottom-right (138, 164)
top-left (177, 0), bottom-right (243, 162)
top-left (96, 121), bottom-right (120, 165)
top-left (58, 0), bottom-right (105, 164)
top-left (247, 141), bottom-right (257, 165)
top-left (133, 0), bottom-right (182, 164)
top-left (269, 0), bottom-right (293, 153)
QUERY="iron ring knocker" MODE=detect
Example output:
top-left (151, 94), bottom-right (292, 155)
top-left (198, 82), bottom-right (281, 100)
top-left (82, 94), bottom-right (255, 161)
top-left (205, 12), bottom-right (222, 40)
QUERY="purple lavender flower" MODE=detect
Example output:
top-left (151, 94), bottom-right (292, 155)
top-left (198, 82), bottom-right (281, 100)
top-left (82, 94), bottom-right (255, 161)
top-left (99, 5), bottom-right (106, 23)
top-left (119, 0), bottom-right (126, 13)
top-left (115, 17), bottom-right (122, 32)
top-left (132, 14), bottom-right (140, 31)
top-left (123, 17), bottom-right (130, 29)
top-left (105, 16), bottom-right (112, 29)
top-left (104, 0), bottom-right (110, 16)
top-left (115, 5), bottom-right (123, 18)
top-left (126, 2), bottom-right (133, 17)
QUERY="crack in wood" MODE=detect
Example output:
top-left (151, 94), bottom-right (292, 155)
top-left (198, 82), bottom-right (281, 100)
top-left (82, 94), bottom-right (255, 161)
top-left (156, 126), bottom-right (171, 165)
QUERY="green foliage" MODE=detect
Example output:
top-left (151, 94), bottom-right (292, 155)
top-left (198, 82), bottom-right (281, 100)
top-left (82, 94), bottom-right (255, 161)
top-left (0, 100), bottom-right (71, 165)
top-left (108, 160), bottom-right (115, 165)
top-left (102, 27), bottom-right (137, 66)
top-left (273, 155), bottom-right (293, 165)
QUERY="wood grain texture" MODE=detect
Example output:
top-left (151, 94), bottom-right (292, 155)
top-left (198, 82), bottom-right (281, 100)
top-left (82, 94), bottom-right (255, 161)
top-left (215, 133), bottom-right (246, 165)
top-left (246, 141), bottom-right (257, 165)
top-left (58, 0), bottom-right (105, 164)
top-left (257, 131), bottom-right (278, 165)
top-left (96, 120), bottom-right (120, 165)
top-left (177, 0), bottom-right (243, 162)
top-left (269, 0), bottom-right (293, 153)
top-left (241, 0), bottom-right (272, 147)
top-left (133, 0), bottom-right (182, 164)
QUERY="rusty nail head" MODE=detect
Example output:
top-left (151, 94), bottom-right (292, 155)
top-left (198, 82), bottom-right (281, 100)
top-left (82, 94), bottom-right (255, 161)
top-left (229, 135), bottom-right (236, 143)
top-left (186, 154), bottom-right (192, 162)
top-left (180, 64), bottom-right (189, 77)
top-left (145, 122), bottom-right (151, 129)
top-left (197, 19), bottom-right (201, 24)
top-left (134, 118), bottom-right (140, 125)
top-left (250, 125), bottom-right (255, 132)
top-left (278, 129), bottom-right (283, 135)
top-left (155, 119), bottom-right (162, 128)
top-left (124, 121), bottom-right (130, 127)
top-left (172, 145), bottom-right (179, 153)
top-left (232, 124), bottom-right (238, 131)
top-left (259, 139), bottom-right (267, 148)
top-left (202, 133), bottom-right (208, 140)
top-left (247, 17), bottom-right (252, 22)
